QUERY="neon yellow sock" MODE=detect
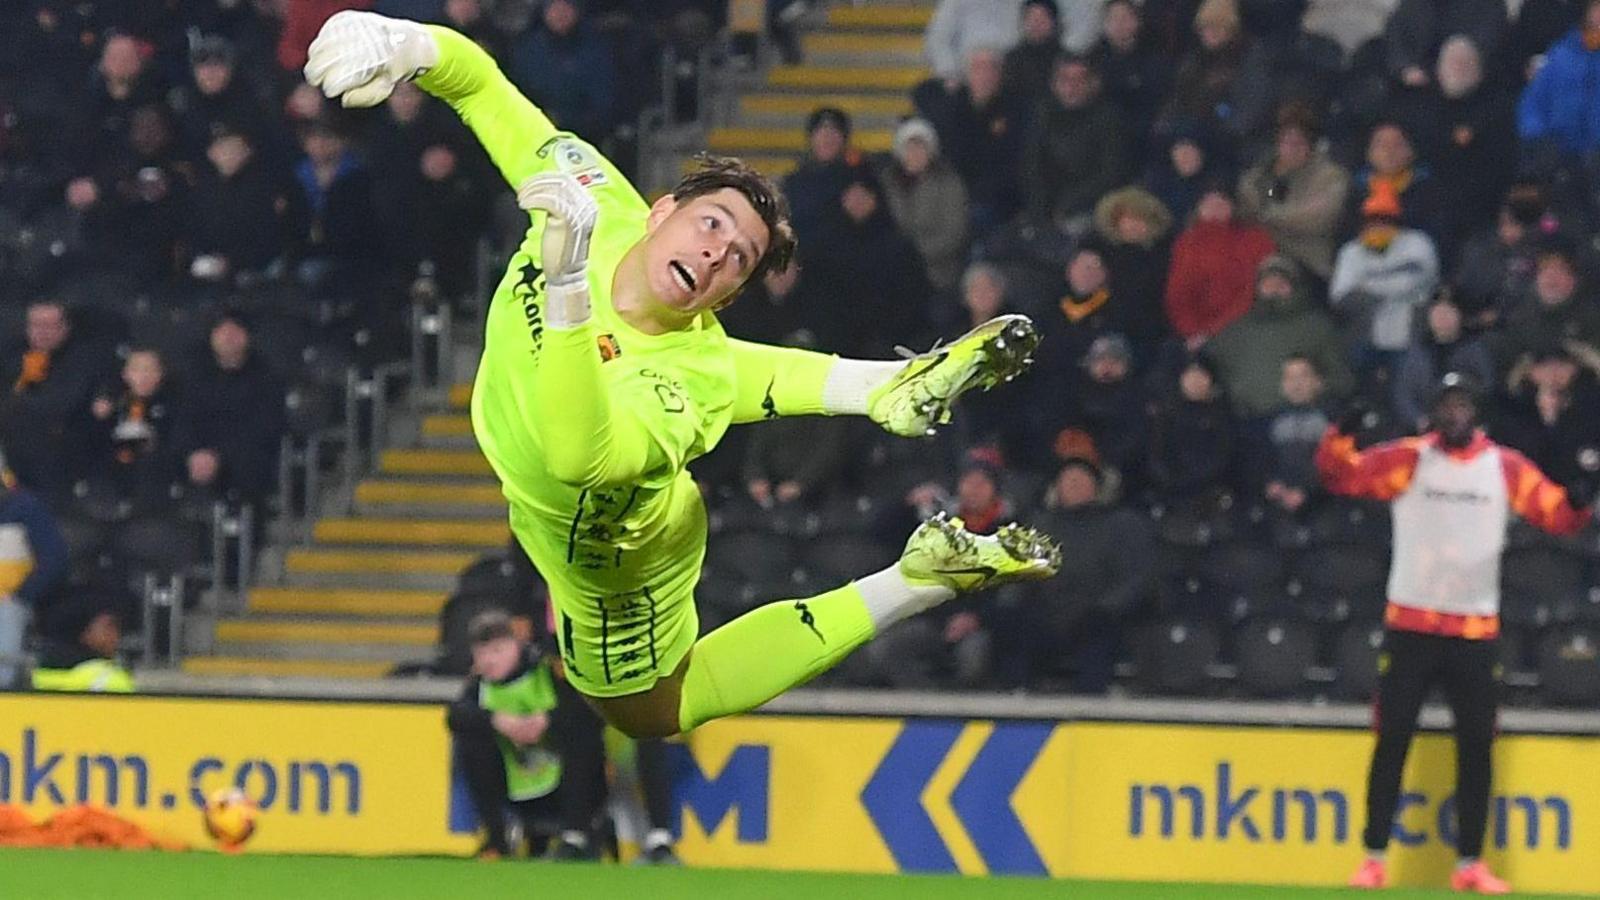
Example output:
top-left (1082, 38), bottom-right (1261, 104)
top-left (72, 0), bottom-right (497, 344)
top-left (678, 583), bottom-right (875, 732)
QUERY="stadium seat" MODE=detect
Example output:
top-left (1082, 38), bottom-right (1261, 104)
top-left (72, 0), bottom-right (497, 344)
top-left (1536, 627), bottom-right (1600, 706)
top-left (802, 533), bottom-right (897, 586)
top-left (1333, 621), bottom-right (1385, 701)
top-left (1305, 498), bottom-right (1390, 547)
top-left (284, 381), bottom-right (337, 438)
top-left (1501, 546), bottom-right (1587, 628)
top-left (454, 553), bottom-right (520, 600)
top-left (1133, 617), bottom-right (1221, 696)
top-left (1287, 544), bottom-right (1389, 624)
top-left (110, 516), bottom-right (203, 578)
top-left (1234, 617), bottom-right (1316, 698)
top-left (704, 530), bottom-right (798, 583)
top-left (813, 493), bottom-right (887, 536)
top-left (1196, 540), bottom-right (1287, 621)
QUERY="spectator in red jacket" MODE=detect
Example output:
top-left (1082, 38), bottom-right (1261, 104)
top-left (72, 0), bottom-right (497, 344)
top-left (1164, 182), bottom-right (1275, 348)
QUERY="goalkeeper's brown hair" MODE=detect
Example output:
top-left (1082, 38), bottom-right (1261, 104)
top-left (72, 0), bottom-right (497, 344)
top-left (671, 153), bottom-right (796, 285)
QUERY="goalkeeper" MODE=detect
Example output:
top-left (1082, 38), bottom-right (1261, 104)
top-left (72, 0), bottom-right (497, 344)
top-left (306, 12), bottom-right (1061, 739)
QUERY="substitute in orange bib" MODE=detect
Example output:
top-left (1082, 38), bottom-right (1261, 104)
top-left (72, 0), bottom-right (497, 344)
top-left (1317, 372), bottom-right (1594, 894)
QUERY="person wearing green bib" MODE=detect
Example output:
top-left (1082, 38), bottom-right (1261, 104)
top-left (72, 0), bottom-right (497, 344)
top-left (30, 595), bottom-right (134, 694)
top-left (447, 610), bottom-right (570, 858)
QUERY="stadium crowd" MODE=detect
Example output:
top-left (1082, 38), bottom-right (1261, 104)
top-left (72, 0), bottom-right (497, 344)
top-left (701, 0), bottom-right (1600, 699)
top-left (0, 0), bottom-right (1597, 702)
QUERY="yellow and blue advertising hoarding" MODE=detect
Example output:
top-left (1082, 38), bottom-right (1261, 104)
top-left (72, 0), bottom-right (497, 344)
top-left (0, 693), bottom-right (475, 855)
top-left (2, 692), bottom-right (1596, 895)
top-left (669, 716), bottom-right (1600, 895)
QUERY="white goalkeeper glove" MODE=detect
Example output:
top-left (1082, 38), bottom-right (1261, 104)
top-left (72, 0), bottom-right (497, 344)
top-left (304, 10), bottom-right (439, 109)
top-left (518, 173), bottom-right (600, 329)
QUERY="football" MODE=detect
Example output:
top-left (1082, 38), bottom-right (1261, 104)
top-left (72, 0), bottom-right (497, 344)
top-left (203, 787), bottom-right (259, 850)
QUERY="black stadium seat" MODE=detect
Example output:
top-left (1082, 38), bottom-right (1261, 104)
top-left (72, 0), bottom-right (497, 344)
top-left (1333, 621), bottom-right (1386, 701)
top-left (1134, 617), bottom-right (1221, 696)
top-left (1537, 627), bottom-right (1600, 707)
top-left (802, 533), bottom-right (897, 586)
top-left (703, 530), bottom-right (797, 584)
top-left (1234, 617), bottom-right (1316, 698)
top-left (1501, 546), bottom-right (1587, 628)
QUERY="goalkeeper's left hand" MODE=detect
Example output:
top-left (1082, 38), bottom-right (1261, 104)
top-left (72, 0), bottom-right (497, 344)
top-left (304, 10), bottom-right (438, 108)
top-left (518, 173), bottom-right (599, 329)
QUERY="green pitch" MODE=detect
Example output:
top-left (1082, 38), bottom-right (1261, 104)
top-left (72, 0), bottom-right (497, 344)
top-left (0, 849), bottom-right (1584, 899)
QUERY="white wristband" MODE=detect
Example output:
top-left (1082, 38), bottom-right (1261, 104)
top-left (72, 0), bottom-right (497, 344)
top-left (545, 276), bottom-right (592, 330)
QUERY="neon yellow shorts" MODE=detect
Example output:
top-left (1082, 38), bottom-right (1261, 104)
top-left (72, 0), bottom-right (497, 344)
top-left (510, 503), bottom-right (702, 699)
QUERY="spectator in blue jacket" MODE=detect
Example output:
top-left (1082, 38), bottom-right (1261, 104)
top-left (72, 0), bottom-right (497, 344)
top-left (1518, 0), bottom-right (1600, 165)
top-left (0, 449), bottom-right (69, 689)
top-left (507, 0), bottom-right (618, 145)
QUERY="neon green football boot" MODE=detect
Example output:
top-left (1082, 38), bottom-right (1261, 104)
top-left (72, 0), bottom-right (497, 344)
top-left (899, 512), bottom-right (1062, 593)
top-left (867, 314), bottom-right (1040, 438)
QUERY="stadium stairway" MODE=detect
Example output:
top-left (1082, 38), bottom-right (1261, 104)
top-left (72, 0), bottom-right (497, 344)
top-left (183, 382), bottom-right (505, 679)
top-left (690, 0), bottom-right (930, 179)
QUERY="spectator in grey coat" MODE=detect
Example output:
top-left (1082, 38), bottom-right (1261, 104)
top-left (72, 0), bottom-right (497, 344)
top-left (1237, 107), bottom-right (1350, 280)
top-left (1385, 0), bottom-right (1507, 89)
top-left (878, 118), bottom-right (969, 293)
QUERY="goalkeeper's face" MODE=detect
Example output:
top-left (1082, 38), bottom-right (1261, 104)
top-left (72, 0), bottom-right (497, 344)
top-left (643, 189), bottom-right (769, 313)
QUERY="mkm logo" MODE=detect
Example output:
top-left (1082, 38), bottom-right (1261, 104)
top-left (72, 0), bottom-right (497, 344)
top-left (1130, 762), bottom-right (1571, 850)
top-left (669, 744), bottom-right (769, 842)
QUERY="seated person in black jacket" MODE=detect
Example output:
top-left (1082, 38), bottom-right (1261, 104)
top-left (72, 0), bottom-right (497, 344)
top-left (446, 609), bottom-right (574, 859)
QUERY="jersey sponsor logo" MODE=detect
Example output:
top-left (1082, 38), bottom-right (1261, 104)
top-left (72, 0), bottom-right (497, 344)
top-left (514, 258), bottom-right (546, 353)
top-left (537, 136), bottom-right (609, 187)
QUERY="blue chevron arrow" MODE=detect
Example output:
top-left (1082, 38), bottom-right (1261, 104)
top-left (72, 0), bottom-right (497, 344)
top-left (860, 720), bottom-right (963, 872)
top-left (950, 722), bottom-right (1053, 875)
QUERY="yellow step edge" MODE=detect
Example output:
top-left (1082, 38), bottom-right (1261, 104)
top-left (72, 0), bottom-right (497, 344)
top-left (707, 126), bottom-right (894, 153)
top-left (285, 548), bottom-right (478, 575)
top-left (381, 448), bottom-right (494, 476)
top-left (215, 620), bottom-right (437, 646)
top-left (248, 587), bottom-right (449, 617)
top-left (684, 155), bottom-right (798, 178)
top-left (314, 518), bottom-right (510, 547)
top-left (740, 93), bottom-right (913, 117)
top-left (183, 657), bottom-right (395, 679)
top-left (448, 383), bottom-right (472, 409)
top-left (421, 414), bottom-right (474, 437)
top-left (355, 480), bottom-right (506, 506)
top-left (826, 6), bottom-right (933, 28)
top-left (804, 32), bottom-right (925, 54)
top-left (768, 66), bottom-right (928, 90)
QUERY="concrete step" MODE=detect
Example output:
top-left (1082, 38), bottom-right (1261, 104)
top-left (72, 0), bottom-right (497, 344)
top-left (182, 657), bottom-right (398, 679)
top-left (736, 92), bottom-right (913, 128)
top-left (707, 125), bottom-right (893, 155)
top-left (802, 31), bottom-right (924, 62)
top-left (215, 618), bottom-right (437, 646)
top-left (248, 586), bottom-right (449, 618)
top-left (313, 517), bottom-right (509, 549)
top-left (767, 65), bottom-right (928, 91)
top-left (448, 383), bottom-right (472, 409)
top-left (284, 547), bottom-right (479, 591)
top-left (209, 640), bottom-right (431, 663)
top-left (353, 479), bottom-right (506, 518)
top-left (826, 5), bottom-right (933, 29)
top-left (422, 413), bottom-right (473, 436)
top-left (380, 448), bottom-right (493, 477)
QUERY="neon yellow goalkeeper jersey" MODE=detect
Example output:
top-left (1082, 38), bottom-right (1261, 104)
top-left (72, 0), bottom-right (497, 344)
top-left (417, 28), bottom-right (737, 692)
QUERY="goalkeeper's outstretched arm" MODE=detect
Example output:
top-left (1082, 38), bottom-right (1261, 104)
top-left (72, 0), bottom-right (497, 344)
top-left (305, 12), bottom-right (559, 190)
